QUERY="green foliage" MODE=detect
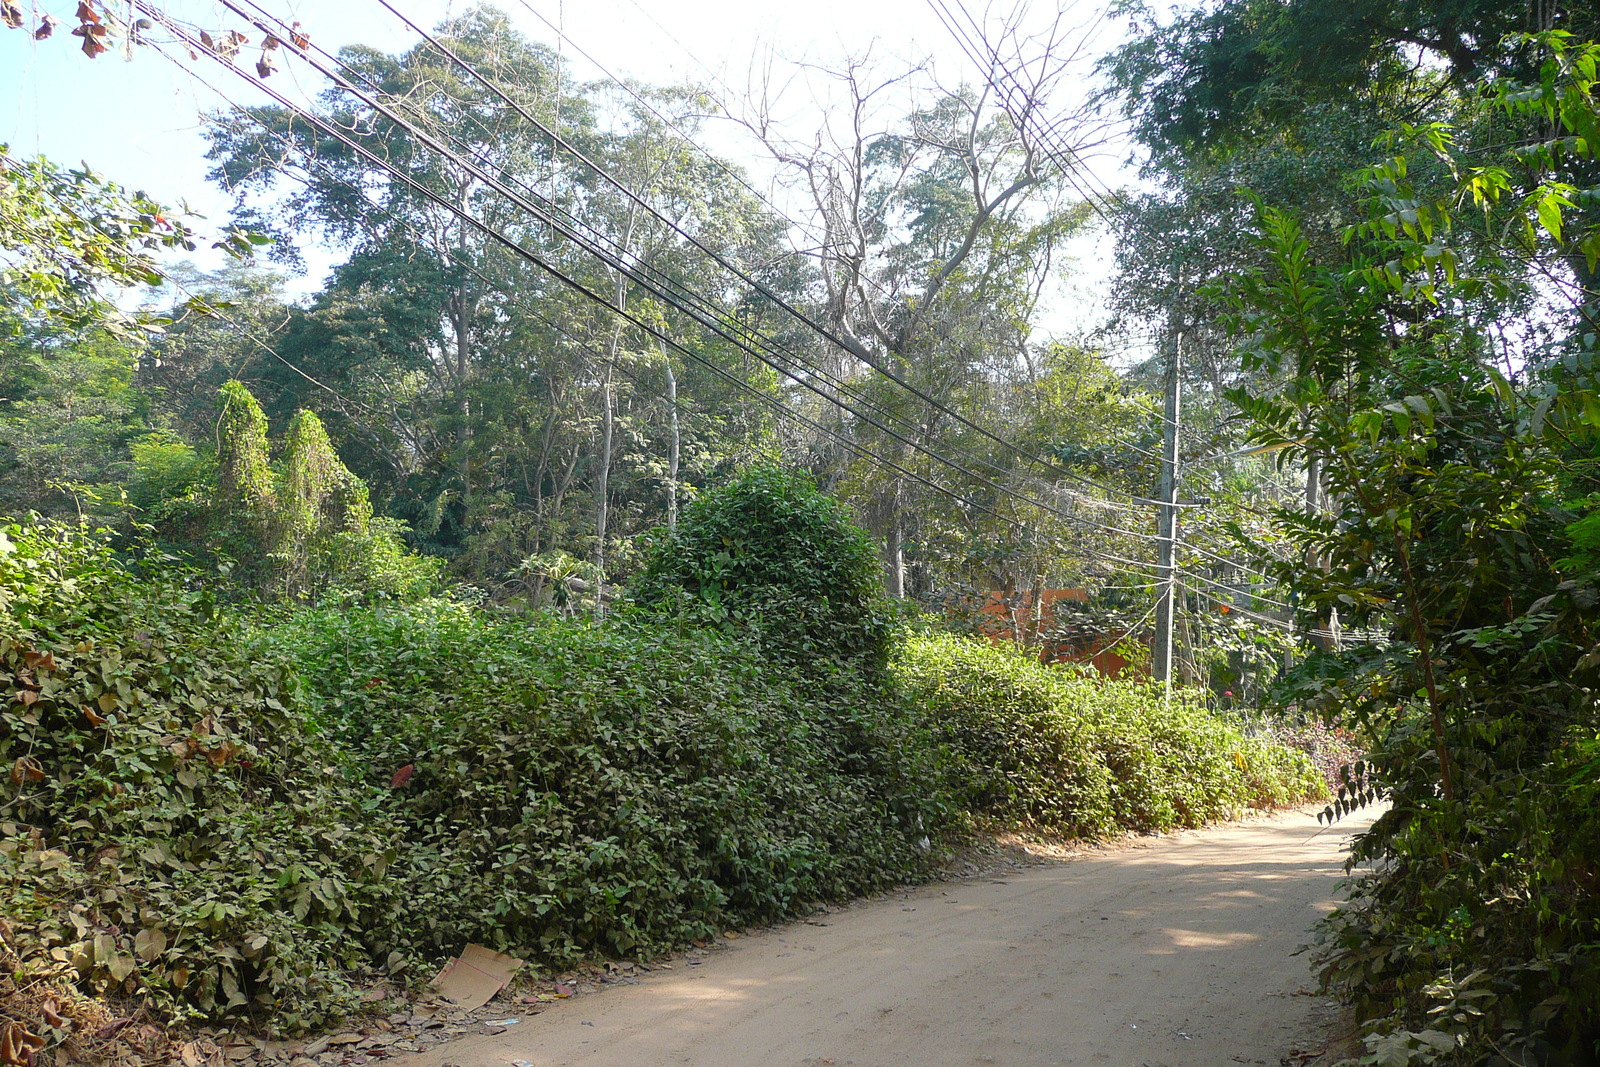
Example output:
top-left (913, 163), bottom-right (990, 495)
top-left (0, 521), bottom-right (396, 1033)
top-left (891, 632), bottom-right (1324, 837)
top-left (1219, 40), bottom-right (1600, 1057)
top-left (632, 464), bottom-right (891, 676)
top-left (0, 332), bottom-right (150, 519)
top-left (258, 602), bottom-right (945, 964)
top-left (0, 516), bottom-right (1333, 1041)
top-left (170, 381), bottom-right (440, 603)
top-left (0, 148), bottom-right (202, 338)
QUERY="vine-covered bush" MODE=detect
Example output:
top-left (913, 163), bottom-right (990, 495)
top-left (891, 632), bottom-right (1324, 836)
top-left (631, 464), bottom-right (891, 676)
top-left (0, 517), bottom-right (1328, 1048)
top-left (262, 603), bottom-right (945, 963)
top-left (0, 521), bottom-right (396, 1033)
top-left (152, 381), bottom-right (440, 604)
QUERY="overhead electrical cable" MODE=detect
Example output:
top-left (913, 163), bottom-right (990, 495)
top-left (924, 0), bottom-right (1124, 231)
top-left (337, 0), bottom-right (1195, 514)
top-left (139, 1), bottom-right (1284, 594)
top-left (210, 0), bottom-right (1156, 534)
top-left (196, 0), bottom-right (1200, 554)
top-left (931, 0), bottom-right (1129, 225)
top-left (132, 15), bottom-right (1178, 576)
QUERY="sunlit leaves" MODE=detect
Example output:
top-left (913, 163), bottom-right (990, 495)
top-left (0, 148), bottom-right (196, 337)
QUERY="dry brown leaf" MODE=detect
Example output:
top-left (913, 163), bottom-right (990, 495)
top-left (289, 20), bottom-right (309, 50)
top-left (178, 1038), bottom-right (223, 1067)
top-left (93, 1018), bottom-right (130, 1041)
top-left (0, 1), bottom-right (23, 31)
top-left (9, 757), bottom-right (44, 784)
top-left (0, 1023), bottom-right (44, 1067)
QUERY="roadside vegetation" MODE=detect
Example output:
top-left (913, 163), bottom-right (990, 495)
top-left (0, 467), bottom-right (1322, 1054)
top-left (5, 0), bottom-right (1600, 1060)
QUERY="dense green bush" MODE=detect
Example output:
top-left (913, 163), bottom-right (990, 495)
top-left (1, 518), bottom-right (1327, 1044)
top-left (891, 632), bottom-right (1324, 836)
top-left (631, 464), bottom-right (891, 676)
top-left (262, 602), bottom-right (944, 964)
top-left (0, 521), bottom-right (395, 1032)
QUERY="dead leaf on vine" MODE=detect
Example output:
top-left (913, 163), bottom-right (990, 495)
top-left (1, 1), bottom-right (24, 30)
top-left (9, 756), bottom-right (44, 784)
top-left (73, 21), bottom-right (109, 57)
top-left (289, 20), bottom-right (309, 50)
top-left (83, 705), bottom-right (106, 726)
top-left (34, 14), bottom-right (54, 38)
top-left (0, 1022), bottom-right (45, 1066)
top-left (261, 34), bottom-right (279, 50)
top-left (256, 50), bottom-right (277, 78)
top-left (390, 763), bottom-right (415, 788)
top-left (214, 29), bottom-right (247, 59)
top-left (75, 1), bottom-right (100, 23)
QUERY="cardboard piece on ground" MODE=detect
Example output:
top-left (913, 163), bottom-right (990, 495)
top-left (428, 944), bottom-right (525, 1012)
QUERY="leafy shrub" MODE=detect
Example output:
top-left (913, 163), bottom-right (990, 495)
top-left (146, 382), bottom-right (440, 605)
top-left (631, 464), bottom-right (891, 677)
top-left (261, 602), bottom-right (946, 965)
top-left (0, 516), bottom-right (1330, 1045)
top-left (0, 521), bottom-right (396, 1033)
top-left (891, 632), bottom-right (1324, 836)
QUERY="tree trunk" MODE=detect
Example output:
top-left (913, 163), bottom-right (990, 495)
top-left (451, 286), bottom-right (474, 507)
top-left (885, 506), bottom-right (906, 598)
top-left (662, 341), bottom-right (680, 531)
top-left (594, 363), bottom-right (615, 617)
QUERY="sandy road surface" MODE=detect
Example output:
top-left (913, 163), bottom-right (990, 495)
top-left (413, 807), bottom-right (1373, 1067)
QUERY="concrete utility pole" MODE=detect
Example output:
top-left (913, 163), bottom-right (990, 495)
top-left (1152, 331), bottom-right (1182, 696)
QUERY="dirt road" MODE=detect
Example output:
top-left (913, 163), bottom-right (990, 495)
top-left (411, 806), bottom-right (1373, 1067)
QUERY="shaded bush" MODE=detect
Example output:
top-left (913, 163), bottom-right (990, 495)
top-left (262, 603), bottom-right (945, 965)
top-left (0, 521), bottom-right (396, 1032)
top-left (631, 464), bottom-right (891, 677)
top-left (891, 632), bottom-right (1325, 836)
top-left (1, 518), bottom-right (1326, 1048)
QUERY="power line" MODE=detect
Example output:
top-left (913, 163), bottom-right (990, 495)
top-left (353, 0), bottom-right (1188, 514)
top-left (140, 1), bottom-right (1284, 595)
top-left (134, 15), bottom-right (1176, 579)
top-left (924, 0), bottom-right (1125, 230)
top-left (208, 0), bottom-right (1199, 551)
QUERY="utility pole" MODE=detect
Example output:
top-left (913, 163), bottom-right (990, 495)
top-left (1152, 331), bottom-right (1182, 697)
